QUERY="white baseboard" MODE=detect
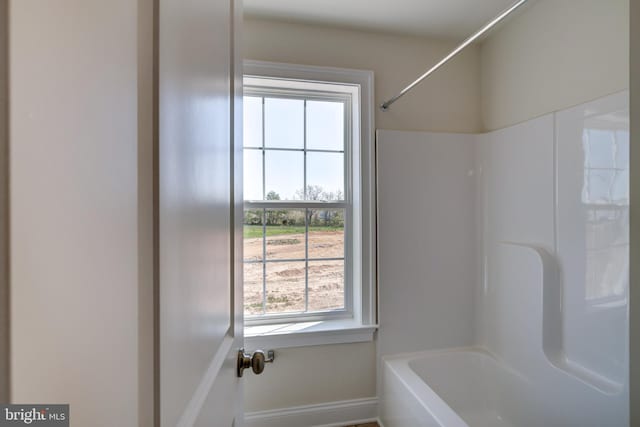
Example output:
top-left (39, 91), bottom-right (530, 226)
top-left (244, 397), bottom-right (378, 427)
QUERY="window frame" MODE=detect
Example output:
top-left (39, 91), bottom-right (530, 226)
top-left (243, 86), bottom-right (354, 324)
top-left (242, 60), bottom-right (377, 345)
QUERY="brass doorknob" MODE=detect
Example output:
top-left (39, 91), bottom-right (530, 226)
top-left (237, 348), bottom-right (275, 377)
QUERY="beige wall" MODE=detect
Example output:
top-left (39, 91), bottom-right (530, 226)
top-left (0, 0), bottom-right (8, 403)
top-left (480, 0), bottom-right (629, 131)
top-left (244, 17), bottom-right (482, 134)
top-left (9, 1), bottom-right (142, 425)
top-left (244, 342), bottom-right (376, 412)
top-left (247, 0), bottom-right (630, 135)
top-left (630, 0), bottom-right (639, 423)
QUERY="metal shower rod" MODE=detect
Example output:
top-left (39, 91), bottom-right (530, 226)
top-left (380, 0), bottom-right (530, 111)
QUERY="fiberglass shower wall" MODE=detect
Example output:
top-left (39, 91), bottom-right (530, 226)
top-left (475, 91), bottom-right (629, 425)
top-left (376, 91), bottom-right (629, 426)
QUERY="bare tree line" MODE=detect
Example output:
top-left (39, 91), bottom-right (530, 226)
top-left (244, 185), bottom-right (344, 227)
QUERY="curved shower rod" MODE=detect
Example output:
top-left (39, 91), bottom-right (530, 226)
top-left (380, 0), bottom-right (530, 111)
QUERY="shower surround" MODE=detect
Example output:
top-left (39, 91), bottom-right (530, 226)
top-left (377, 92), bottom-right (629, 427)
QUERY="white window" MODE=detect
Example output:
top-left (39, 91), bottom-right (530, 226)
top-left (243, 61), bottom-right (376, 347)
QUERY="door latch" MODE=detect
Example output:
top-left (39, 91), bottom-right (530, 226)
top-left (237, 348), bottom-right (275, 377)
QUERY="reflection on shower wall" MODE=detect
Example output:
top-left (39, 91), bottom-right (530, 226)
top-left (581, 126), bottom-right (629, 301)
top-left (557, 93), bottom-right (629, 390)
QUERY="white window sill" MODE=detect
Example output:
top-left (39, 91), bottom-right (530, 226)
top-left (244, 319), bottom-right (378, 350)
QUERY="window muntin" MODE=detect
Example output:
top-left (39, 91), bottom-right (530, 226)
top-left (243, 86), bottom-right (352, 322)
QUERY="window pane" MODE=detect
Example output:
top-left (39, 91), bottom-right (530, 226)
top-left (265, 98), bottom-right (304, 149)
top-left (243, 209), bottom-right (263, 262)
top-left (265, 150), bottom-right (304, 200)
top-left (244, 262), bottom-right (264, 315)
top-left (266, 262), bottom-right (305, 313)
top-left (265, 209), bottom-right (306, 260)
top-left (307, 100), bottom-right (344, 151)
top-left (308, 260), bottom-right (344, 312)
top-left (242, 89), bottom-right (353, 321)
top-left (243, 149), bottom-right (263, 201)
top-left (244, 96), bottom-right (263, 148)
top-left (308, 209), bottom-right (344, 259)
top-left (307, 152), bottom-right (344, 200)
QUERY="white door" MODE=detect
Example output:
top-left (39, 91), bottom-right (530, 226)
top-left (158, 0), bottom-right (244, 425)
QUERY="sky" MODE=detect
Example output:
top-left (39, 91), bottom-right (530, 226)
top-left (243, 96), bottom-right (346, 201)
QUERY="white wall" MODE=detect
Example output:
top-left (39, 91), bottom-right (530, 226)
top-left (376, 130), bottom-right (477, 360)
top-left (0, 0), bottom-right (8, 403)
top-left (9, 1), bottom-right (147, 425)
top-left (244, 18), bottom-right (482, 134)
top-left (480, 0), bottom-right (629, 131)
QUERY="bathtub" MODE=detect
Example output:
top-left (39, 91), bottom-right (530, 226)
top-left (380, 347), bottom-right (626, 427)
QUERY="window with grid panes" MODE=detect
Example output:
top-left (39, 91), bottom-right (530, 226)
top-left (243, 84), bottom-right (352, 322)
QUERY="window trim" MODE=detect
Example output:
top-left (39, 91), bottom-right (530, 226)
top-left (242, 60), bottom-right (377, 346)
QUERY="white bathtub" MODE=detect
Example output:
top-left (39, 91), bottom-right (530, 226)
top-left (380, 347), bottom-right (627, 427)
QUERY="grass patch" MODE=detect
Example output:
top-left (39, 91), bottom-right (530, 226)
top-left (244, 225), bottom-right (343, 239)
top-left (267, 238), bottom-right (301, 246)
top-left (267, 294), bottom-right (289, 304)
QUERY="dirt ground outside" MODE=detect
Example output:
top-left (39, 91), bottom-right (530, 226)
top-left (244, 229), bottom-right (345, 315)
